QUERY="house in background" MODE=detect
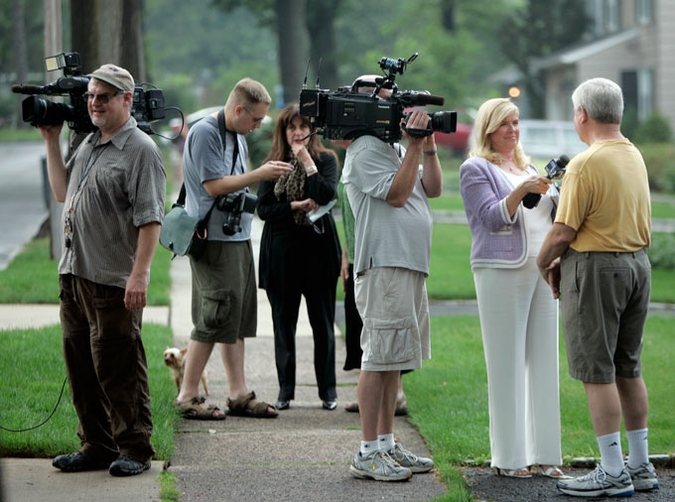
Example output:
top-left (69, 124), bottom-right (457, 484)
top-left (532, 0), bottom-right (675, 131)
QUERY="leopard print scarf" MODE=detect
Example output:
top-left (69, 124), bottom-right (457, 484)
top-left (274, 153), bottom-right (309, 226)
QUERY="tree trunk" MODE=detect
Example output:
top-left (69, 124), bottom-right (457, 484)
top-left (306, 0), bottom-right (341, 90)
top-left (11, 0), bottom-right (28, 128)
top-left (275, 0), bottom-right (308, 106)
top-left (121, 0), bottom-right (145, 81)
top-left (70, 0), bottom-right (98, 72)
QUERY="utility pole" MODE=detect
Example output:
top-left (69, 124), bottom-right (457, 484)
top-left (44, 0), bottom-right (64, 260)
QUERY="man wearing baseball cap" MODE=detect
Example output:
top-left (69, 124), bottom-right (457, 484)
top-left (87, 63), bottom-right (136, 93)
top-left (37, 63), bottom-right (166, 477)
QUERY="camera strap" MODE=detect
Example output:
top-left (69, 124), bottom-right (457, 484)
top-left (217, 109), bottom-right (239, 177)
top-left (172, 110), bottom-right (239, 239)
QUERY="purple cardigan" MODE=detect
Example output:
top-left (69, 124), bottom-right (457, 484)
top-left (459, 157), bottom-right (539, 269)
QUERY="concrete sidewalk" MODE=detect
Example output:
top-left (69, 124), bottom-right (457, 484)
top-left (0, 217), bottom-right (448, 502)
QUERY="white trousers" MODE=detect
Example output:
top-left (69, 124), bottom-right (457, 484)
top-left (474, 258), bottom-right (562, 469)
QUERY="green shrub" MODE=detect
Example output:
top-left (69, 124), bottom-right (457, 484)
top-left (637, 143), bottom-right (675, 193)
top-left (648, 232), bottom-right (675, 269)
top-left (634, 112), bottom-right (673, 144)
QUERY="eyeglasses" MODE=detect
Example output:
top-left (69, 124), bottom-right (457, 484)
top-left (84, 91), bottom-right (124, 104)
top-left (243, 107), bottom-right (265, 124)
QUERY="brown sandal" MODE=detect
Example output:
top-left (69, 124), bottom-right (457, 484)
top-left (226, 391), bottom-right (278, 418)
top-left (175, 396), bottom-right (226, 420)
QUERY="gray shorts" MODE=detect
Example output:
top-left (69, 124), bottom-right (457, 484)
top-left (561, 248), bottom-right (651, 384)
top-left (354, 267), bottom-right (431, 372)
top-left (189, 240), bottom-right (257, 344)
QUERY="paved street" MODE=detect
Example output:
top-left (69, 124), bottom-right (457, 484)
top-left (0, 141), bottom-right (50, 270)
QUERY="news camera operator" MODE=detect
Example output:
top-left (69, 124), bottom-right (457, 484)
top-left (38, 64), bottom-right (166, 477)
top-left (174, 78), bottom-right (291, 421)
top-left (342, 81), bottom-right (439, 482)
top-left (458, 97), bottom-right (563, 479)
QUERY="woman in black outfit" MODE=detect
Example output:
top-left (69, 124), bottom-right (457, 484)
top-left (258, 103), bottom-right (341, 411)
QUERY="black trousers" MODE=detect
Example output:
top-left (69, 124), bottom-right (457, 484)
top-left (343, 263), bottom-right (363, 371)
top-left (267, 278), bottom-right (338, 402)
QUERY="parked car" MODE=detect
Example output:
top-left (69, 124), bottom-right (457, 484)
top-left (434, 122), bottom-right (472, 157)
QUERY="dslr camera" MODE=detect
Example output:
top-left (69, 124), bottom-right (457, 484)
top-left (217, 192), bottom-right (258, 235)
top-left (11, 52), bottom-right (166, 135)
top-left (299, 53), bottom-right (457, 143)
top-left (522, 155), bottom-right (569, 209)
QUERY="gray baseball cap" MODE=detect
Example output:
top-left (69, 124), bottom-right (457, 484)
top-left (87, 64), bottom-right (135, 92)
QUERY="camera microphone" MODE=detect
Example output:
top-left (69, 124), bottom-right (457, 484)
top-left (11, 83), bottom-right (45, 95)
top-left (522, 154), bottom-right (570, 209)
top-left (411, 92), bottom-right (445, 106)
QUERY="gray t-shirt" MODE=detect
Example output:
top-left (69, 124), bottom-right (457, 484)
top-left (59, 116), bottom-right (166, 288)
top-left (342, 135), bottom-right (433, 276)
top-left (183, 115), bottom-right (252, 242)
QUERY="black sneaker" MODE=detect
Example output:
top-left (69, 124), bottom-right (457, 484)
top-left (52, 451), bottom-right (112, 472)
top-left (322, 400), bottom-right (338, 410)
top-left (109, 455), bottom-right (151, 477)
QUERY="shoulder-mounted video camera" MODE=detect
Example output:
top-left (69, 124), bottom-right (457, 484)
top-left (11, 52), bottom-right (166, 135)
top-left (299, 52), bottom-right (457, 143)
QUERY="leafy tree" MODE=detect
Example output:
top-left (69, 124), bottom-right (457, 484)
top-left (498, 0), bottom-right (590, 117)
top-left (210, 0), bottom-right (343, 104)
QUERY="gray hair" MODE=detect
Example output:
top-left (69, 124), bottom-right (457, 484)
top-left (572, 78), bottom-right (623, 124)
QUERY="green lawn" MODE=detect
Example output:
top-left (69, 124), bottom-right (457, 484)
top-left (1, 184), bottom-right (674, 502)
top-left (405, 314), bottom-right (675, 501)
top-left (0, 323), bottom-right (180, 460)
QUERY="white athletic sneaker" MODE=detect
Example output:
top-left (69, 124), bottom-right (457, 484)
top-left (556, 465), bottom-right (634, 498)
top-left (349, 450), bottom-right (412, 481)
top-left (626, 461), bottom-right (659, 491)
top-left (387, 441), bottom-right (434, 473)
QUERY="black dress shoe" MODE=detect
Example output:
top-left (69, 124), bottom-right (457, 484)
top-left (52, 451), bottom-right (112, 472)
top-left (109, 455), bottom-right (151, 477)
top-left (322, 400), bottom-right (337, 410)
top-left (275, 400), bottom-right (290, 410)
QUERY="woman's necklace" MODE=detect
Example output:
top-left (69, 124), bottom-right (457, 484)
top-left (500, 160), bottom-right (524, 175)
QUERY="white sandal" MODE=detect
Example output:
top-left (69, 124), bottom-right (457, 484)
top-left (541, 465), bottom-right (566, 478)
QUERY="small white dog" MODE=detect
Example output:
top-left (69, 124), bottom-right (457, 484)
top-left (163, 347), bottom-right (209, 397)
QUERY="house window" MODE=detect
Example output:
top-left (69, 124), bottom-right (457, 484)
top-left (622, 69), bottom-right (654, 121)
top-left (586, 0), bottom-right (623, 36)
top-left (636, 0), bottom-right (653, 25)
top-left (605, 0), bottom-right (620, 32)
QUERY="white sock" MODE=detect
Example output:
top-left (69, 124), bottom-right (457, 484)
top-left (378, 433), bottom-right (395, 452)
top-left (626, 428), bottom-right (649, 468)
top-left (360, 440), bottom-right (379, 457)
top-left (597, 432), bottom-right (624, 477)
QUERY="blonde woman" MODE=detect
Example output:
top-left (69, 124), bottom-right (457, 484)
top-left (459, 98), bottom-right (563, 479)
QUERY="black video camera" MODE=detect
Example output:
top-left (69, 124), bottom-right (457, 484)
top-left (299, 53), bottom-right (457, 143)
top-left (11, 52), bottom-right (166, 135)
top-left (217, 192), bottom-right (258, 235)
top-left (522, 155), bottom-right (569, 209)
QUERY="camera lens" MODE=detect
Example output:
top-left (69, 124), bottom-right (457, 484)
top-left (429, 111), bottom-right (457, 134)
top-left (22, 96), bottom-right (74, 126)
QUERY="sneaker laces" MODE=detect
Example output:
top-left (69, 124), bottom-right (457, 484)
top-left (390, 442), bottom-right (420, 463)
top-left (578, 466), bottom-right (608, 484)
top-left (371, 450), bottom-right (406, 474)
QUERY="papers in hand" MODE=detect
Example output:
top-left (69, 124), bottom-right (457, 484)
top-left (307, 199), bottom-right (337, 223)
